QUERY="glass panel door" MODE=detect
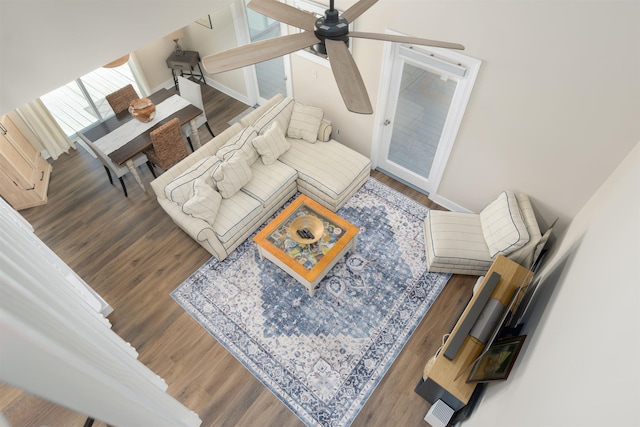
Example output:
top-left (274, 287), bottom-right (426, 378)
top-left (388, 64), bottom-right (456, 180)
top-left (245, 0), bottom-right (286, 100)
top-left (374, 42), bottom-right (480, 196)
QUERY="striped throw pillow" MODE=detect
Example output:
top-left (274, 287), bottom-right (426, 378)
top-left (287, 102), bottom-right (323, 143)
top-left (181, 175), bottom-right (222, 224)
top-left (212, 156), bottom-right (253, 198)
top-left (164, 156), bottom-right (222, 205)
top-left (252, 122), bottom-right (291, 165)
top-left (216, 126), bottom-right (259, 165)
top-left (253, 97), bottom-right (295, 135)
top-left (480, 191), bottom-right (530, 257)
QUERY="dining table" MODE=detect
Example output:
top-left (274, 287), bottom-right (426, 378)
top-left (81, 88), bottom-right (203, 191)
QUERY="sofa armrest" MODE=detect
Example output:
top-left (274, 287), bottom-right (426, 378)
top-left (318, 119), bottom-right (332, 142)
top-left (156, 197), bottom-right (228, 260)
top-left (507, 194), bottom-right (542, 269)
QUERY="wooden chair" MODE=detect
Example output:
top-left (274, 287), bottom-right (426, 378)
top-left (177, 76), bottom-right (214, 150)
top-left (105, 84), bottom-right (139, 115)
top-left (145, 118), bottom-right (189, 171)
top-left (77, 133), bottom-right (156, 197)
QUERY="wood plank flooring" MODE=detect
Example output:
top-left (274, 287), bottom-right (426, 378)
top-left (0, 84), bottom-right (477, 427)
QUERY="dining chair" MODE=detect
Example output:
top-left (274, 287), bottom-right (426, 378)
top-left (77, 133), bottom-right (156, 197)
top-left (177, 76), bottom-right (214, 150)
top-left (105, 84), bottom-right (139, 115)
top-left (145, 118), bottom-right (189, 171)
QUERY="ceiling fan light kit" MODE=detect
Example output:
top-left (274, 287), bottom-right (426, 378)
top-left (312, 4), bottom-right (349, 55)
top-left (202, 0), bottom-right (464, 114)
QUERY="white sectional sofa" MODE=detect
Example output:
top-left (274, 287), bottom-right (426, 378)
top-left (150, 94), bottom-right (371, 261)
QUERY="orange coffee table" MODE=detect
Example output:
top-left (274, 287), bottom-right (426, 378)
top-left (253, 194), bottom-right (359, 297)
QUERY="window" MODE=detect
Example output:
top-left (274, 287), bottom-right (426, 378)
top-left (40, 61), bottom-right (142, 137)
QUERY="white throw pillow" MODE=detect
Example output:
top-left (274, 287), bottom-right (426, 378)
top-left (287, 102), bottom-right (324, 143)
top-left (216, 126), bottom-right (259, 165)
top-left (181, 175), bottom-right (222, 224)
top-left (253, 97), bottom-right (295, 135)
top-left (212, 156), bottom-right (253, 198)
top-left (252, 122), bottom-right (291, 165)
top-left (164, 156), bottom-right (222, 205)
top-left (480, 191), bottom-right (530, 257)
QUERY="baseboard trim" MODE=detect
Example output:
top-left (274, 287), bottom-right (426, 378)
top-left (202, 76), bottom-right (251, 106)
top-left (158, 77), bottom-right (250, 106)
top-left (375, 168), bottom-right (471, 213)
top-left (429, 193), bottom-right (471, 213)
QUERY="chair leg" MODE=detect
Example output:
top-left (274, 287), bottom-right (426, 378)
top-left (103, 166), bottom-right (114, 185)
top-left (147, 161), bottom-right (157, 178)
top-left (186, 136), bottom-right (194, 152)
top-left (205, 122), bottom-right (215, 138)
top-left (118, 177), bottom-right (128, 197)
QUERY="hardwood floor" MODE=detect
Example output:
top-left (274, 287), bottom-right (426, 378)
top-left (0, 85), bottom-right (477, 427)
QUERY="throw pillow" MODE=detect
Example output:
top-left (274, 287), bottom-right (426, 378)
top-left (253, 97), bottom-right (295, 135)
top-left (480, 191), bottom-right (530, 257)
top-left (212, 156), bottom-right (253, 198)
top-left (216, 126), bottom-right (259, 165)
top-left (252, 122), bottom-right (291, 165)
top-left (181, 175), bottom-right (223, 224)
top-left (287, 102), bottom-right (324, 143)
top-left (164, 156), bottom-right (222, 205)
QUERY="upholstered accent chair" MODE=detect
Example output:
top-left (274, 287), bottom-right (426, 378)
top-left (177, 76), bottom-right (214, 150)
top-left (77, 133), bottom-right (155, 197)
top-left (145, 118), bottom-right (189, 171)
top-left (424, 191), bottom-right (542, 276)
top-left (105, 84), bottom-right (139, 115)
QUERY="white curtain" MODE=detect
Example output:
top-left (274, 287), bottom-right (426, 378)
top-left (0, 198), bottom-right (202, 427)
top-left (11, 98), bottom-right (75, 160)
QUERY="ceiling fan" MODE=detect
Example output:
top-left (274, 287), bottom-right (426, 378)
top-left (201, 0), bottom-right (465, 114)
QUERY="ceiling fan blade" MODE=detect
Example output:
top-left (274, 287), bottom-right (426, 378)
top-left (202, 32), bottom-right (319, 74)
top-left (350, 31), bottom-right (465, 50)
top-left (324, 39), bottom-right (373, 114)
top-left (341, 0), bottom-right (379, 23)
top-left (248, 0), bottom-right (317, 32)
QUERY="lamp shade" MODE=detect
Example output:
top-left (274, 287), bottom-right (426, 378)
top-left (103, 54), bottom-right (130, 68)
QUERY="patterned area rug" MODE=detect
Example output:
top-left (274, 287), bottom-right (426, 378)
top-left (172, 178), bottom-right (450, 426)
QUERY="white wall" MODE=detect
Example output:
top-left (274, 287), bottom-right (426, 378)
top-left (464, 141), bottom-right (640, 427)
top-left (288, 1), bottom-right (640, 233)
top-left (185, 3), bottom-right (249, 98)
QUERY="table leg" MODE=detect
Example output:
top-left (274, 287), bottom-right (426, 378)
top-left (189, 119), bottom-right (202, 150)
top-left (126, 160), bottom-right (146, 192)
top-left (171, 69), bottom-right (178, 90)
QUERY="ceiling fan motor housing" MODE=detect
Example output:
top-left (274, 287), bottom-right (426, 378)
top-left (314, 9), bottom-right (349, 54)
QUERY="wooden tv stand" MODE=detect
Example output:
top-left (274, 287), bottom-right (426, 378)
top-left (415, 255), bottom-right (533, 410)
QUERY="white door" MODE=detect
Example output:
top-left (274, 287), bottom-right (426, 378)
top-left (373, 41), bottom-right (480, 196)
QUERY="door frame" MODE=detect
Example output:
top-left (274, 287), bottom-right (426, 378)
top-left (232, 0), bottom-right (293, 106)
top-left (371, 30), bottom-right (481, 197)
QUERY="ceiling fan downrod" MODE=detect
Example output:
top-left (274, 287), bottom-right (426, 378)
top-left (314, 0), bottom-right (349, 54)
